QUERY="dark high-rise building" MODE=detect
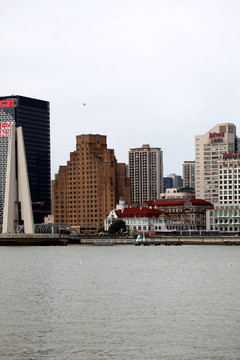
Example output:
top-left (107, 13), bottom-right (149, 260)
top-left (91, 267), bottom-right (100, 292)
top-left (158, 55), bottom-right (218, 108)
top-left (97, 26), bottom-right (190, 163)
top-left (163, 177), bottom-right (173, 193)
top-left (0, 95), bottom-right (51, 224)
top-left (182, 161), bottom-right (195, 189)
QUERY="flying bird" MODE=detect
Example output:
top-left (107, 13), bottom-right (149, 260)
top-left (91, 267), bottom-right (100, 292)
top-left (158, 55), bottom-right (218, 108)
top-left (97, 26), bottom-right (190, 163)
top-left (82, 103), bottom-right (87, 106)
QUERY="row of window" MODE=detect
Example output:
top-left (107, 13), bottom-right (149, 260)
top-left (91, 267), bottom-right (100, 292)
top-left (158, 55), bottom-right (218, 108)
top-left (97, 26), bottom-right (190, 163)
top-left (210, 225), bottom-right (239, 231)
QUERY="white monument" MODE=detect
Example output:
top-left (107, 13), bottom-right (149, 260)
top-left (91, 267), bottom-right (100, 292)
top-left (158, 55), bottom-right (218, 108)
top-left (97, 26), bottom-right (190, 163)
top-left (2, 126), bottom-right (34, 234)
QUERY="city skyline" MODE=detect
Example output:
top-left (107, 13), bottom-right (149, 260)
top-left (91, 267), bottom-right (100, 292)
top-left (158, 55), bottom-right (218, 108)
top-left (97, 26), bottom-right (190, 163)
top-left (2, 1), bottom-right (240, 178)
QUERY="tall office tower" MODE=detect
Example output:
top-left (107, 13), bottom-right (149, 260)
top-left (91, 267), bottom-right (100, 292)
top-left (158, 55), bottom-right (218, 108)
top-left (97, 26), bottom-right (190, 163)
top-left (195, 123), bottom-right (236, 204)
top-left (182, 161), bottom-right (195, 188)
top-left (167, 173), bottom-right (183, 188)
top-left (53, 134), bottom-right (131, 233)
top-left (128, 144), bottom-right (163, 205)
top-left (0, 95), bottom-right (51, 224)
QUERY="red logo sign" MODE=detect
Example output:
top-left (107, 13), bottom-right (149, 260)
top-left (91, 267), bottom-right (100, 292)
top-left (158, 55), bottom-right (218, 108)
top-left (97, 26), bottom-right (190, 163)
top-left (209, 132), bottom-right (224, 139)
top-left (0, 99), bottom-right (14, 108)
top-left (223, 152), bottom-right (240, 159)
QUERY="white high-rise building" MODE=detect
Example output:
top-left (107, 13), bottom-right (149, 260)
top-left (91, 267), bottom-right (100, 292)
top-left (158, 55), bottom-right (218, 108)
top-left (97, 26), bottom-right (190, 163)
top-left (206, 153), bottom-right (240, 232)
top-left (218, 153), bottom-right (240, 205)
top-left (128, 144), bottom-right (163, 205)
top-left (195, 123), bottom-right (236, 204)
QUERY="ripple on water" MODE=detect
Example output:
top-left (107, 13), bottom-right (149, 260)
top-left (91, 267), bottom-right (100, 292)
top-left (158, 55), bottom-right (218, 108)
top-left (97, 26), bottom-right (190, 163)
top-left (0, 245), bottom-right (240, 360)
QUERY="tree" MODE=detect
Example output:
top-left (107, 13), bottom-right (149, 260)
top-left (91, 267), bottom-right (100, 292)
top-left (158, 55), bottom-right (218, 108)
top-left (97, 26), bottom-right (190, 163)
top-left (108, 219), bottom-right (126, 234)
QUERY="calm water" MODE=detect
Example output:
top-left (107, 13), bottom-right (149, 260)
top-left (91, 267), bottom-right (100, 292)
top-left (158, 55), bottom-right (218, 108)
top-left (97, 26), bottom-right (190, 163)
top-left (0, 244), bottom-right (239, 360)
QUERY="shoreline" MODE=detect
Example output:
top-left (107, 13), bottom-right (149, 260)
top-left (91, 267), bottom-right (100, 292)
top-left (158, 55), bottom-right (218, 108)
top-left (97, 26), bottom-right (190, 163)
top-left (0, 234), bottom-right (240, 246)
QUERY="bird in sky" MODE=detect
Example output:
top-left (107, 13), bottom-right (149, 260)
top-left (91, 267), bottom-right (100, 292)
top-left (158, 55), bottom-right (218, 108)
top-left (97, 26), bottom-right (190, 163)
top-left (82, 103), bottom-right (87, 106)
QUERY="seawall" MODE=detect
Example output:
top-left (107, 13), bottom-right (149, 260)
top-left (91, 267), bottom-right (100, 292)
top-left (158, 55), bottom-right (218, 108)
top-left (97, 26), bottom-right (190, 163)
top-left (0, 234), bottom-right (68, 246)
top-left (80, 236), bottom-right (240, 245)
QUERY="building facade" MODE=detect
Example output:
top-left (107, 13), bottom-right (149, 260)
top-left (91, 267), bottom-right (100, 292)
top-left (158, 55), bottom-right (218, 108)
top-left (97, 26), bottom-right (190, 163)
top-left (105, 206), bottom-right (195, 233)
top-left (183, 161), bottom-right (195, 188)
top-left (206, 152), bottom-right (240, 232)
top-left (53, 134), bottom-right (131, 233)
top-left (105, 207), bottom-right (169, 233)
top-left (195, 123), bottom-right (236, 204)
top-left (0, 95), bottom-right (51, 224)
top-left (160, 188), bottom-right (195, 200)
top-left (128, 144), bottom-right (163, 205)
top-left (148, 199), bottom-right (213, 230)
top-left (207, 205), bottom-right (240, 232)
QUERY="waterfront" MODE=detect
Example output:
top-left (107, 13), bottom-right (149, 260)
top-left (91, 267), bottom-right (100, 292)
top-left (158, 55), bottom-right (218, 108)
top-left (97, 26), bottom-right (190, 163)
top-left (0, 245), bottom-right (239, 360)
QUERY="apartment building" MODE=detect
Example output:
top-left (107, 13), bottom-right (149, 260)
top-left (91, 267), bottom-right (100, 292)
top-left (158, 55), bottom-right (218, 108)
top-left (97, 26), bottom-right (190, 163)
top-left (128, 144), bottom-right (163, 205)
top-left (183, 161), bottom-right (195, 188)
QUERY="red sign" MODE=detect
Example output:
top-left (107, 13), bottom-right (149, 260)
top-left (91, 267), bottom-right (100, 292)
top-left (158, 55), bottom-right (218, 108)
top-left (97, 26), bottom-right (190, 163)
top-left (0, 129), bottom-right (10, 137)
top-left (0, 99), bottom-right (14, 108)
top-left (0, 122), bottom-right (14, 137)
top-left (209, 132), bottom-right (224, 139)
top-left (223, 152), bottom-right (240, 159)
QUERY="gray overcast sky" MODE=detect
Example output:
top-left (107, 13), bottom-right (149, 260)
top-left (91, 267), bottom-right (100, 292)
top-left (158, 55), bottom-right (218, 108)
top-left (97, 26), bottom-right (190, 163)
top-left (2, 0), bottom-right (240, 178)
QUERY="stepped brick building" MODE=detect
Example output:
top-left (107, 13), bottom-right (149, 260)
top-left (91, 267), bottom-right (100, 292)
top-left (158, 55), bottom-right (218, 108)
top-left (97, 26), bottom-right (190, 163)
top-left (53, 134), bottom-right (131, 233)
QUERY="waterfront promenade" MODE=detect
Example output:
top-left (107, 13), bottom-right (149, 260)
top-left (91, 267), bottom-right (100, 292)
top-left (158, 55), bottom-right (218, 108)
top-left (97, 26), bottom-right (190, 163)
top-left (80, 235), bottom-right (240, 246)
top-left (0, 233), bottom-right (240, 246)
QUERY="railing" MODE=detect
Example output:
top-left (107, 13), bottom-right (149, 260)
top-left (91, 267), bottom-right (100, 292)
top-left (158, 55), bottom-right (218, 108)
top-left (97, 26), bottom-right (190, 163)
top-left (0, 224), bottom-right (79, 234)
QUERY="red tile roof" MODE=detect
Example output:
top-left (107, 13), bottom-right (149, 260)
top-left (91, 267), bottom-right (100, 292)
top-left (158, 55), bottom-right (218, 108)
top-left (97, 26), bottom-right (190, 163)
top-left (115, 207), bottom-right (169, 218)
top-left (147, 199), bottom-right (213, 207)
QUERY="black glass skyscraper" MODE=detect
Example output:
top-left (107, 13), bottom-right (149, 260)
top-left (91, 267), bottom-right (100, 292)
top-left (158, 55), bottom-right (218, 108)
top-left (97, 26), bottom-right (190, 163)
top-left (0, 95), bottom-right (51, 224)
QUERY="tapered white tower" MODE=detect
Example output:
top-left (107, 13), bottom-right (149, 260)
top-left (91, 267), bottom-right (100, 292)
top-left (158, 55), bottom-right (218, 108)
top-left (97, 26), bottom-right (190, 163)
top-left (2, 126), bottom-right (34, 234)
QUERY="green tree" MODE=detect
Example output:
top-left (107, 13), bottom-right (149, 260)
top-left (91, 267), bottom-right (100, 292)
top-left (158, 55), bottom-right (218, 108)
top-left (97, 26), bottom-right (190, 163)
top-left (108, 219), bottom-right (126, 234)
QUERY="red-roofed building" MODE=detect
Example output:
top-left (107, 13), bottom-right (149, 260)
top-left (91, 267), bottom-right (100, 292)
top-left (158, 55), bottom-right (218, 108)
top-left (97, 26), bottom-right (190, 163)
top-left (115, 207), bottom-right (169, 219)
top-left (147, 199), bottom-right (213, 230)
top-left (105, 206), bottom-right (167, 233)
top-left (104, 202), bottom-right (196, 233)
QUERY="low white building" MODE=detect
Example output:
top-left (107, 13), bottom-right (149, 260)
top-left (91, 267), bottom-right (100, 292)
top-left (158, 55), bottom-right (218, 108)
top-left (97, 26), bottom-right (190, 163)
top-left (153, 215), bottom-right (195, 233)
top-left (160, 188), bottom-right (195, 199)
top-left (206, 205), bottom-right (240, 232)
top-left (105, 207), bottom-right (166, 232)
top-left (105, 206), bottom-right (195, 233)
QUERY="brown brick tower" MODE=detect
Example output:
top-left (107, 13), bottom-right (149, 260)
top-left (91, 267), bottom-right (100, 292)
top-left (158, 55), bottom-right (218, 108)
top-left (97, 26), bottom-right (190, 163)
top-left (53, 134), bottom-right (131, 233)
